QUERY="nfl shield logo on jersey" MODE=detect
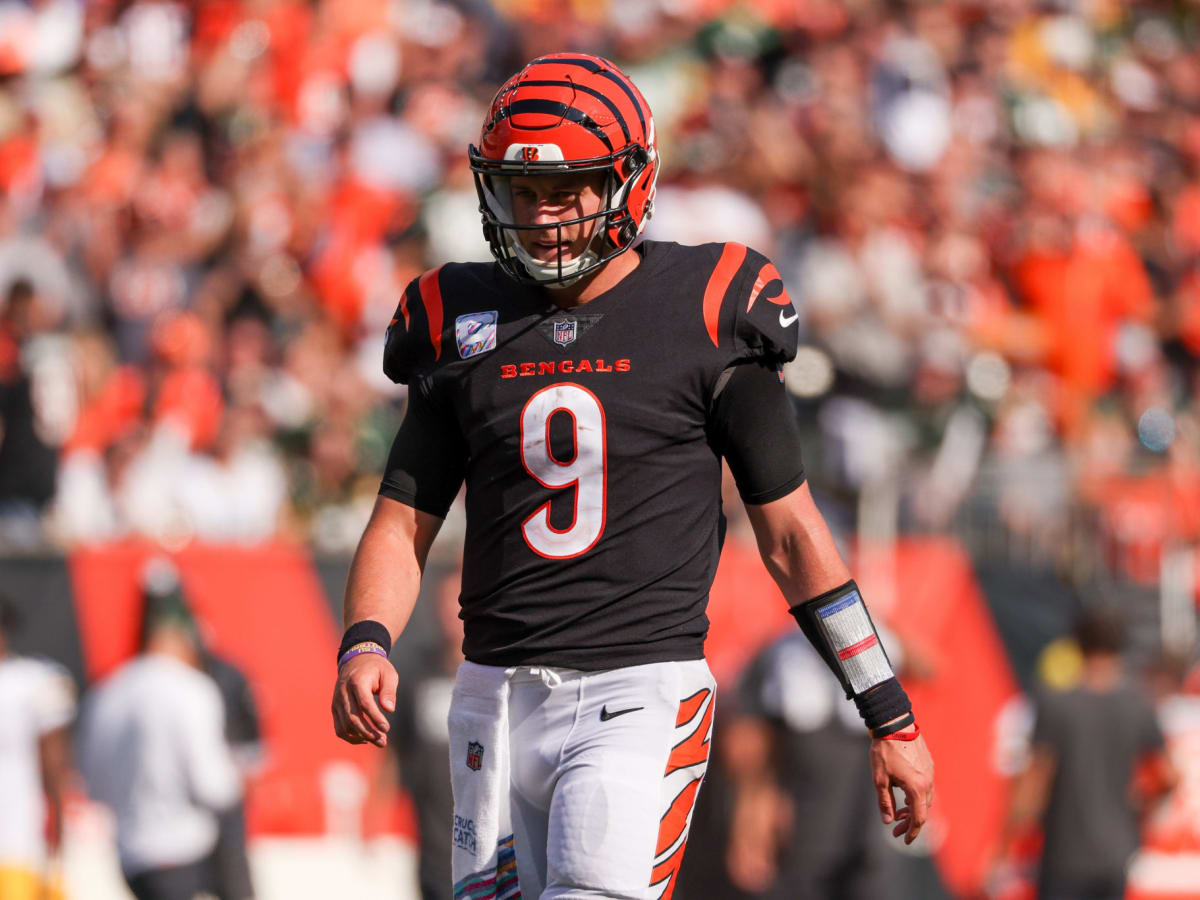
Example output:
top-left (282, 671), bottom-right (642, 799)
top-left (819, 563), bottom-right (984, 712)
top-left (466, 741), bottom-right (484, 771)
top-left (456, 311), bottom-right (499, 360)
top-left (553, 319), bottom-right (577, 346)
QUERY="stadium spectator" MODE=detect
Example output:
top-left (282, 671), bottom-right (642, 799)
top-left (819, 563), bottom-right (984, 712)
top-left (80, 580), bottom-right (240, 900)
top-left (139, 558), bottom-right (262, 900)
top-left (0, 593), bottom-right (75, 900)
top-left (994, 608), bottom-right (1177, 900)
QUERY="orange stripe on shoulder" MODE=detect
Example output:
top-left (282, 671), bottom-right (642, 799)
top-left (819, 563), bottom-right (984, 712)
top-left (418, 266), bottom-right (445, 360)
top-left (702, 243), bottom-right (746, 348)
top-left (746, 261), bottom-right (792, 311)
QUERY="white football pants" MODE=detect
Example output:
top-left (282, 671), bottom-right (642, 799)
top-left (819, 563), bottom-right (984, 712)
top-left (456, 658), bottom-right (716, 900)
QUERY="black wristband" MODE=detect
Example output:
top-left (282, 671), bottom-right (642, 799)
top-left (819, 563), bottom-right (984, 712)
top-left (337, 620), bottom-right (392, 664)
top-left (870, 711), bottom-right (916, 739)
top-left (854, 678), bottom-right (912, 730)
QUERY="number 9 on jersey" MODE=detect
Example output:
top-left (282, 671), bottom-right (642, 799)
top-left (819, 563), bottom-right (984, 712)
top-left (519, 383), bottom-right (607, 559)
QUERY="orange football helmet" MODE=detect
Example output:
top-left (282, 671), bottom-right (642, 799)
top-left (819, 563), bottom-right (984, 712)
top-left (469, 53), bottom-right (659, 286)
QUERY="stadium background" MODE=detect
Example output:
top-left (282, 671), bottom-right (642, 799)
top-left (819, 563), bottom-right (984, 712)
top-left (2, 0), bottom-right (1200, 897)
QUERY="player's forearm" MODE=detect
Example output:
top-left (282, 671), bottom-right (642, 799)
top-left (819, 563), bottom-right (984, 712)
top-left (746, 485), bottom-right (852, 603)
top-left (344, 523), bottom-right (422, 639)
top-left (748, 486), bottom-right (915, 735)
top-left (342, 498), bottom-right (436, 640)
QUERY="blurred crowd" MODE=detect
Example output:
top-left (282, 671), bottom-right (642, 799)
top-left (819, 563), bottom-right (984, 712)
top-left (7, 4), bottom-right (1200, 894)
top-left (2, 0), bottom-right (1200, 575)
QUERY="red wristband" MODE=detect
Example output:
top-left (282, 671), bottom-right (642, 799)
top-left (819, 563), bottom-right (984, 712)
top-left (877, 722), bottom-right (920, 742)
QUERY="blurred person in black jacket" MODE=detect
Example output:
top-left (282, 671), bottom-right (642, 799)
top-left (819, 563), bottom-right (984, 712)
top-left (995, 609), bottom-right (1176, 900)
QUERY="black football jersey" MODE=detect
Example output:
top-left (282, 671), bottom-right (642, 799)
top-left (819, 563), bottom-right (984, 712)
top-left (380, 240), bottom-right (803, 669)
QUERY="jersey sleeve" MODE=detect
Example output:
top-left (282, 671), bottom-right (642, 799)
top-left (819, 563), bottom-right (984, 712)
top-left (707, 360), bottom-right (806, 505)
top-left (378, 378), bottom-right (467, 518)
top-left (700, 243), bottom-right (799, 368)
top-left (383, 267), bottom-right (447, 385)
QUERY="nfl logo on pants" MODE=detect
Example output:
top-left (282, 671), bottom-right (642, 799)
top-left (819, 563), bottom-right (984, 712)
top-left (466, 741), bottom-right (484, 771)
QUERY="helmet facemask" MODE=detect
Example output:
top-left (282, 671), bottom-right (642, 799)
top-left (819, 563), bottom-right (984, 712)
top-left (469, 144), bottom-right (652, 288)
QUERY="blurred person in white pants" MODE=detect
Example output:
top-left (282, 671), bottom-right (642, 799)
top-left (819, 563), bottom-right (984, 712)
top-left (80, 592), bottom-right (240, 899)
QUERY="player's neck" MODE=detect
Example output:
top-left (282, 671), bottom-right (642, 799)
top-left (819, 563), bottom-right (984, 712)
top-left (544, 247), bottom-right (641, 309)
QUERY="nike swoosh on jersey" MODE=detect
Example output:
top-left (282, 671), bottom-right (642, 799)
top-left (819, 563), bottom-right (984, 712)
top-left (599, 705), bottom-right (644, 721)
top-left (779, 309), bottom-right (799, 327)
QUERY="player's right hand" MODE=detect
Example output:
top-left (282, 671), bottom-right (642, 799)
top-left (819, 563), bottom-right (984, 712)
top-left (870, 730), bottom-right (935, 845)
top-left (332, 654), bottom-right (398, 748)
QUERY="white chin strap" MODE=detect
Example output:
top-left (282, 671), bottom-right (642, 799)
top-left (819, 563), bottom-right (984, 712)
top-left (509, 238), bottom-right (600, 288)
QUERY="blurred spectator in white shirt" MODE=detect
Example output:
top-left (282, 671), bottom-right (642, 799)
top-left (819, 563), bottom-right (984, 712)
top-left (80, 589), bottom-right (240, 900)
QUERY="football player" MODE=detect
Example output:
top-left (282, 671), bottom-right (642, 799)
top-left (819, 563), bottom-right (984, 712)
top-left (332, 53), bottom-right (934, 900)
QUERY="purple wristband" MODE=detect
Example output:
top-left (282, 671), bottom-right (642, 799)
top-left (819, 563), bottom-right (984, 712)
top-left (338, 641), bottom-right (388, 669)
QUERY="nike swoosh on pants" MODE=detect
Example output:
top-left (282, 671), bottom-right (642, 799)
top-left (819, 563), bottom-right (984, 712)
top-left (600, 705), bottom-right (644, 721)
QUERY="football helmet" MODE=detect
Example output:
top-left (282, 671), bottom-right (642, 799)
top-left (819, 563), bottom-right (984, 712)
top-left (469, 53), bottom-right (659, 287)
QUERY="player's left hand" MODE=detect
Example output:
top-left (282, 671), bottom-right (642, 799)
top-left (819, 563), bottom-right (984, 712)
top-left (870, 730), bottom-right (934, 845)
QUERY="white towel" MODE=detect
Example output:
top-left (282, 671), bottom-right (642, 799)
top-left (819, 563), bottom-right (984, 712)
top-left (449, 661), bottom-right (519, 900)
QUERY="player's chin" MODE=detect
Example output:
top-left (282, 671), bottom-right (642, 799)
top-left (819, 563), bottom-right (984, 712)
top-left (529, 246), bottom-right (576, 264)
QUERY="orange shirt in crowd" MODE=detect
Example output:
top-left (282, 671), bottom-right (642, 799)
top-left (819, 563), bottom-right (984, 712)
top-left (64, 367), bottom-right (147, 456)
top-left (1014, 227), bottom-right (1155, 435)
top-left (65, 364), bottom-right (224, 457)
top-left (1085, 466), bottom-right (1200, 586)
